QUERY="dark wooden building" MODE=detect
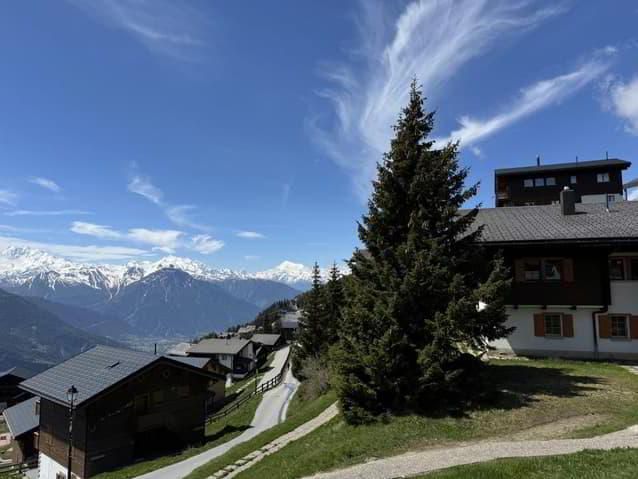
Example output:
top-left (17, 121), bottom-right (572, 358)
top-left (494, 158), bottom-right (631, 207)
top-left (19, 345), bottom-right (225, 479)
top-left (0, 367), bottom-right (34, 412)
top-left (2, 396), bottom-right (39, 464)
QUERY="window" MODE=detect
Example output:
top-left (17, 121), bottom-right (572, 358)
top-left (524, 259), bottom-right (541, 281)
top-left (631, 259), bottom-right (638, 280)
top-left (543, 259), bottom-right (562, 281)
top-left (534, 178), bottom-right (545, 187)
top-left (544, 314), bottom-right (563, 336)
top-left (597, 172), bottom-right (610, 183)
top-left (35, 399), bottom-right (40, 416)
top-left (609, 258), bottom-right (626, 280)
top-left (524, 178), bottom-right (534, 188)
top-left (610, 315), bottom-right (629, 338)
top-left (570, 175), bottom-right (577, 184)
top-left (152, 390), bottom-right (165, 405)
top-left (546, 177), bottom-right (556, 186)
top-left (607, 194), bottom-right (616, 203)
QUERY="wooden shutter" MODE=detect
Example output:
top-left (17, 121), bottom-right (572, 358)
top-left (515, 259), bottom-right (525, 282)
top-left (562, 314), bottom-right (574, 337)
top-left (598, 315), bottom-right (611, 339)
top-left (534, 313), bottom-right (545, 337)
top-left (630, 316), bottom-right (638, 340)
top-left (563, 259), bottom-right (574, 283)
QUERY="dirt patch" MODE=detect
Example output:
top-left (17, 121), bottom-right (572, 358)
top-left (506, 414), bottom-right (610, 440)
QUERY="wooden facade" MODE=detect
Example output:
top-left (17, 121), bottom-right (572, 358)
top-left (38, 361), bottom-right (223, 478)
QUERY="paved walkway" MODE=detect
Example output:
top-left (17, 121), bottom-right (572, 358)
top-left (304, 424), bottom-right (638, 479)
top-left (136, 347), bottom-right (297, 479)
top-left (258, 346), bottom-right (291, 388)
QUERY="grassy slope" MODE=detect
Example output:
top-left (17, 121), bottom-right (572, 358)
top-left (423, 448), bottom-right (638, 478)
top-left (186, 391), bottom-right (337, 479)
top-left (232, 358), bottom-right (638, 479)
top-left (94, 396), bottom-right (260, 479)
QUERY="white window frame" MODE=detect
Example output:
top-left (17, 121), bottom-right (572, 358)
top-left (610, 315), bottom-right (629, 339)
top-left (570, 175), bottom-right (577, 184)
top-left (544, 313), bottom-right (563, 337)
top-left (524, 178), bottom-right (534, 188)
top-left (597, 172), bottom-right (610, 183)
top-left (546, 177), bottom-right (557, 186)
top-left (534, 178), bottom-right (545, 187)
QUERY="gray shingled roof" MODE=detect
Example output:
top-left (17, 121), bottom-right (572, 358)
top-left (2, 397), bottom-right (39, 438)
top-left (19, 345), bottom-right (218, 407)
top-left (494, 158), bottom-right (630, 176)
top-left (251, 334), bottom-right (282, 347)
top-left (0, 367), bottom-right (34, 381)
top-left (165, 342), bottom-right (192, 357)
top-left (188, 338), bottom-right (251, 355)
top-left (474, 201), bottom-right (638, 244)
top-left (167, 356), bottom-right (211, 369)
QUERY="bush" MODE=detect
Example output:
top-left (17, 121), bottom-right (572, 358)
top-left (297, 356), bottom-right (331, 402)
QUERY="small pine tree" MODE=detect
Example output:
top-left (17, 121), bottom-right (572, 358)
top-left (295, 263), bottom-right (327, 361)
top-left (323, 263), bottom-right (344, 346)
top-left (333, 80), bottom-right (510, 423)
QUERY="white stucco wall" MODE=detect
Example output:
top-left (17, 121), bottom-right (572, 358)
top-left (490, 307), bottom-right (597, 357)
top-left (40, 452), bottom-right (74, 479)
top-left (217, 354), bottom-right (234, 370)
top-left (597, 280), bottom-right (638, 357)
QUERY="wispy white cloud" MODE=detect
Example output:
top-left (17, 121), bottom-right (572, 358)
top-left (191, 234), bottom-right (224, 254)
top-left (128, 173), bottom-right (211, 231)
top-left (5, 209), bottom-right (92, 217)
top-left (244, 255), bottom-right (260, 261)
top-left (607, 74), bottom-right (638, 135)
top-left (128, 228), bottom-right (183, 254)
top-left (128, 176), bottom-right (163, 205)
top-left (0, 190), bottom-right (18, 206)
top-left (29, 177), bottom-right (61, 193)
top-left (0, 235), bottom-right (148, 262)
top-left (67, 0), bottom-right (206, 60)
top-left (438, 53), bottom-right (614, 146)
top-left (70, 221), bottom-right (122, 239)
top-left (236, 231), bottom-right (265, 239)
top-left (310, 0), bottom-right (567, 200)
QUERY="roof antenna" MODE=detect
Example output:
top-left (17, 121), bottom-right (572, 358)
top-left (575, 155), bottom-right (579, 163)
top-left (606, 151), bottom-right (609, 160)
top-left (536, 155), bottom-right (541, 167)
top-left (154, 343), bottom-right (157, 356)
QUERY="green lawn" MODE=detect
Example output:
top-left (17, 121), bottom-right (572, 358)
top-left (94, 395), bottom-right (260, 479)
top-left (231, 358), bottom-right (638, 479)
top-left (185, 391), bottom-right (337, 479)
top-left (423, 448), bottom-right (638, 478)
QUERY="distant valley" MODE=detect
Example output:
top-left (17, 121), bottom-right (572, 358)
top-left (0, 247), bottom-right (308, 364)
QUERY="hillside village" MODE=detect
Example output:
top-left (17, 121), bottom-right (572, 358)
top-left (1, 81), bottom-right (638, 479)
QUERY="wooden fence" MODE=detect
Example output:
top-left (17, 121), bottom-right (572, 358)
top-left (0, 457), bottom-right (38, 476)
top-left (206, 354), bottom-right (290, 424)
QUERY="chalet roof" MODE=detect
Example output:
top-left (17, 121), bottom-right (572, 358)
top-left (494, 158), bottom-right (630, 176)
top-left (625, 178), bottom-right (638, 189)
top-left (165, 342), bottom-right (193, 357)
top-left (0, 367), bottom-right (34, 381)
top-left (2, 397), bottom-right (39, 438)
top-left (251, 334), bottom-right (282, 347)
top-left (188, 338), bottom-right (251, 356)
top-left (20, 345), bottom-right (220, 407)
top-left (280, 311), bottom-right (301, 329)
top-left (167, 356), bottom-right (211, 369)
top-left (474, 201), bottom-right (638, 244)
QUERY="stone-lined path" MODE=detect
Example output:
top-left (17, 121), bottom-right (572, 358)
top-left (303, 424), bottom-right (638, 479)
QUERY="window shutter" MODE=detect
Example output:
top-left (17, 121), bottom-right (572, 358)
top-left (630, 316), bottom-right (638, 340)
top-left (562, 314), bottom-right (574, 337)
top-left (563, 259), bottom-right (574, 283)
top-left (515, 259), bottom-right (525, 282)
top-left (534, 313), bottom-right (545, 337)
top-left (598, 315), bottom-right (611, 339)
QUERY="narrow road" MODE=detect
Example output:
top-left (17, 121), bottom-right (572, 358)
top-left (303, 424), bottom-right (638, 479)
top-left (136, 346), bottom-right (298, 479)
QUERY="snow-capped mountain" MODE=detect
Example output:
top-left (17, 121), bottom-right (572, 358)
top-left (253, 260), bottom-right (314, 289)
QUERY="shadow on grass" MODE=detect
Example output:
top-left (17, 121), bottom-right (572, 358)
top-left (395, 364), bottom-right (604, 421)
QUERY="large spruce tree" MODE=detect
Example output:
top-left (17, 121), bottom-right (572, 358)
top-left (295, 263), bottom-right (328, 361)
top-left (334, 81), bottom-right (510, 423)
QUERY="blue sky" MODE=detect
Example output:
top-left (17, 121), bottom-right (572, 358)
top-left (0, 1), bottom-right (637, 269)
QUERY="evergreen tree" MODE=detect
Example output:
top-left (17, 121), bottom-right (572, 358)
top-left (296, 263), bottom-right (327, 361)
top-left (323, 263), bottom-right (344, 346)
top-left (333, 81), bottom-right (510, 424)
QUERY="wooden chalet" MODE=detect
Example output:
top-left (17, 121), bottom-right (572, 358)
top-left (0, 367), bottom-right (34, 412)
top-left (19, 345), bottom-right (225, 479)
top-left (2, 396), bottom-right (39, 464)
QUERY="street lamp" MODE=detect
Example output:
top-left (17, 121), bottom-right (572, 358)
top-left (66, 385), bottom-right (78, 479)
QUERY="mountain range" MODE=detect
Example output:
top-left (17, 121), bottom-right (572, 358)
top-left (0, 246), bottom-right (310, 339)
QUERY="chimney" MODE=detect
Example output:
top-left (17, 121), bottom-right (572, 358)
top-left (560, 187), bottom-right (576, 215)
top-left (536, 155), bottom-right (541, 167)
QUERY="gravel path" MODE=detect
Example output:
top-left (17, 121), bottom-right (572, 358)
top-left (303, 424), bottom-right (638, 479)
top-left (135, 347), bottom-right (297, 479)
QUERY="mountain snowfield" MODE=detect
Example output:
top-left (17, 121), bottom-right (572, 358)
top-left (0, 246), bottom-right (315, 291)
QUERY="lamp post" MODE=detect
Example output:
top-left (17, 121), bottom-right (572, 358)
top-left (66, 385), bottom-right (78, 479)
